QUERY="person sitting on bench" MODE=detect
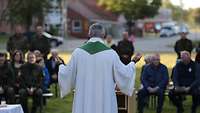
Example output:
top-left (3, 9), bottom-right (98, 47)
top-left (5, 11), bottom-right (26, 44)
top-left (168, 51), bottom-right (200, 113)
top-left (19, 52), bottom-right (43, 113)
top-left (137, 53), bottom-right (169, 113)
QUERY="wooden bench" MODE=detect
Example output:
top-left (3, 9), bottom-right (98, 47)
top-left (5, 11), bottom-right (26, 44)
top-left (135, 89), bottom-right (170, 109)
top-left (15, 93), bottom-right (54, 98)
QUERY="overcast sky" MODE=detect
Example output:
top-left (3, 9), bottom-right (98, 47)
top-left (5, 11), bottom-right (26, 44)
top-left (170, 0), bottom-right (200, 9)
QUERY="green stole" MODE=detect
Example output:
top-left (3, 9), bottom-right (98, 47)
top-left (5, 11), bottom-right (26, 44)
top-left (79, 41), bottom-right (111, 55)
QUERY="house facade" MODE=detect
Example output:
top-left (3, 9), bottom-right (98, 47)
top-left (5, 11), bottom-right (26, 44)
top-left (67, 0), bottom-right (124, 39)
top-left (44, 0), bottom-right (63, 35)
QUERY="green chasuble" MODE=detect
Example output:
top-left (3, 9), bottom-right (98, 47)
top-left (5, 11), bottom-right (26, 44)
top-left (79, 41), bottom-right (111, 55)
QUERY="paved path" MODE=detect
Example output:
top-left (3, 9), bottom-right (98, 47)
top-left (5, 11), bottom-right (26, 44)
top-left (57, 32), bottom-right (200, 53)
top-left (1, 32), bottom-right (199, 53)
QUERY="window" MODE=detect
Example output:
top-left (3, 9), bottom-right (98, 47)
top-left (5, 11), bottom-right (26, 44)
top-left (72, 20), bottom-right (82, 33)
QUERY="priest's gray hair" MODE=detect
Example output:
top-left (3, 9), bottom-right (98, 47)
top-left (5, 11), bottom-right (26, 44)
top-left (88, 23), bottom-right (106, 38)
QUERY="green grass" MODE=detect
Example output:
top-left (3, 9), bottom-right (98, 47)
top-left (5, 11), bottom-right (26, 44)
top-left (41, 52), bottom-right (200, 113)
top-left (0, 34), bottom-right (9, 44)
top-left (44, 94), bottom-right (73, 113)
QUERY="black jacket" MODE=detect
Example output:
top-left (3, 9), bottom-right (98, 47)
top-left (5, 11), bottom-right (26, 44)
top-left (173, 60), bottom-right (198, 89)
top-left (30, 35), bottom-right (51, 58)
top-left (117, 39), bottom-right (134, 65)
top-left (141, 63), bottom-right (169, 89)
top-left (0, 62), bottom-right (15, 89)
top-left (45, 56), bottom-right (64, 82)
top-left (11, 62), bottom-right (24, 88)
top-left (20, 63), bottom-right (43, 89)
top-left (174, 38), bottom-right (193, 59)
top-left (7, 34), bottom-right (29, 55)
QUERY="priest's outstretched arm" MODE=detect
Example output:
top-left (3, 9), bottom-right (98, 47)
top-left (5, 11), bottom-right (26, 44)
top-left (58, 53), bottom-right (77, 98)
top-left (113, 53), bottom-right (142, 96)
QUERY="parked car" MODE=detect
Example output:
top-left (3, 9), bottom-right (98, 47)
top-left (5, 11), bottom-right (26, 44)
top-left (42, 32), bottom-right (64, 48)
top-left (24, 31), bottom-right (64, 48)
top-left (160, 26), bottom-right (177, 38)
top-left (178, 24), bottom-right (189, 34)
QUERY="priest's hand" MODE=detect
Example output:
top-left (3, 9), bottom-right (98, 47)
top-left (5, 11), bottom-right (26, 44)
top-left (132, 53), bottom-right (142, 63)
top-left (115, 85), bottom-right (120, 91)
top-left (55, 56), bottom-right (63, 64)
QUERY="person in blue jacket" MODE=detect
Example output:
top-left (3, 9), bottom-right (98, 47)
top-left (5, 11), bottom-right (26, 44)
top-left (137, 53), bottom-right (169, 113)
top-left (168, 51), bottom-right (200, 113)
top-left (36, 57), bottom-right (50, 93)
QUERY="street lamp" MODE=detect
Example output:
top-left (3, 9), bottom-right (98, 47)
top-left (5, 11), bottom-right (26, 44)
top-left (61, 0), bottom-right (67, 38)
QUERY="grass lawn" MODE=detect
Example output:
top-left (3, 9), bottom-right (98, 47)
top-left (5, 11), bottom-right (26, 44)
top-left (40, 52), bottom-right (200, 113)
top-left (0, 34), bottom-right (9, 44)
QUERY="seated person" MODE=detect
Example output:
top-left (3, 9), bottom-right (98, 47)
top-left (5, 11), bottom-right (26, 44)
top-left (36, 57), bottom-right (50, 93)
top-left (0, 52), bottom-right (15, 104)
top-left (137, 53), bottom-right (169, 113)
top-left (45, 49), bottom-right (64, 84)
top-left (34, 50), bottom-right (43, 62)
top-left (140, 54), bottom-right (153, 89)
top-left (11, 50), bottom-right (25, 95)
top-left (19, 52), bottom-right (43, 113)
top-left (36, 57), bottom-right (50, 106)
top-left (168, 51), bottom-right (200, 113)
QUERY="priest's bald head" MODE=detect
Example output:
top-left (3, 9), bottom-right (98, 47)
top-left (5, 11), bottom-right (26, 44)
top-left (88, 23), bottom-right (106, 39)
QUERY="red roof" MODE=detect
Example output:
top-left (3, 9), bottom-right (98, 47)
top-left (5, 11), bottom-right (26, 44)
top-left (68, 0), bottom-right (118, 21)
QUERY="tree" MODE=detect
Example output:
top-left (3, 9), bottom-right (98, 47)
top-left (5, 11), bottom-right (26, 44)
top-left (98, 0), bottom-right (161, 35)
top-left (193, 8), bottom-right (200, 25)
top-left (98, 0), bottom-right (161, 21)
top-left (162, 0), bottom-right (183, 21)
top-left (1, 0), bottom-right (50, 30)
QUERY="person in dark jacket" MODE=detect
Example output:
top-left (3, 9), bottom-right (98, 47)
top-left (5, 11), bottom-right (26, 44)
top-left (19, 52), bottom-right (43, 113)
top-left (36, 57), bottom-right (50, 93)
top-left (168, 51), bottom-right (200, 113)
top-left (45, 49), bottom-right (64, 84)
top-left (30, 25), bottom-right (51, 60)
top-left (137, 54), bottom-right (169, 113)
top-left (174, 32), bottom-right (193, 59)
top-left (117, 32), bottom-right (134, 65)
top-left (7, 25), bottom-right (29, 58)
top-left (10, 50), bottom-right (24, 94)
top-left (0, 52), bottom-right (15, 104)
